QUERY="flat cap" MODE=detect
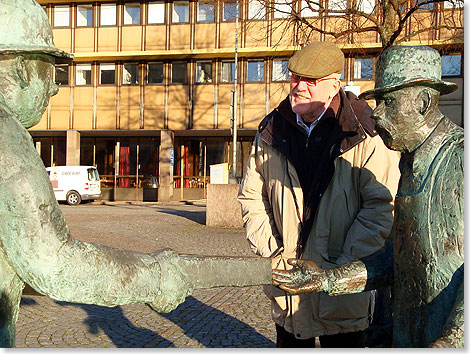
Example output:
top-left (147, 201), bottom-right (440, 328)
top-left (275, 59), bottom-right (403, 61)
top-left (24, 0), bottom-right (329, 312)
top-left (288, 41), bottom-right (344, 79)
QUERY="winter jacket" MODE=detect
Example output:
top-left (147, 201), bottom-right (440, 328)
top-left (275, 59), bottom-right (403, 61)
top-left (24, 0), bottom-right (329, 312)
top-left (238, 89), bottom-right (401, 338)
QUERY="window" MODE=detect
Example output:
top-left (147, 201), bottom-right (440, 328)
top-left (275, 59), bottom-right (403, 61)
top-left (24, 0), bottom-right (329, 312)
top-left (247, 60), bottom-right (264, 81)
top-left (100, 4), bottom-right (116, 26)
top-left (357, 0), bottom-right (375, 13)
top-left (148, 2), bottom-right (165, 24)
top-left (53, 5), bottom-right (70, 27)
top-left (77, 4), bottom-right (93, 27)
top-left (173, 1), bottom-right (189, 23)
top-left (55, 64), bottom-right (69, 86)
top-left (416, 0), bottom-right (434, 10)
top-left (99, 63), bottom-right (116, 85)
top-left (354, 58), bottom-right (373, 79)
top-left (273, 1), bottom-right (291, 18)
top-left (198, 2), bottom-right (215, 22)
top-left (76, 64), bottom-right (92, 85)
top-left (124, 3), bottom-right (141, 25)
top-left (223, 0), bottom-right (239, 21)
top-left (301, 0), bottom-right (319, 17)
top-left (328, 0), bottom-right (347, 14)
top-left (221, 61), bottom-right (235, 83)
top-left (147, 62), bottom-right (164, 84)
top-left (444, 0), bottom-right (463, 8)
top-left (196, 61), bottom-right (213, 83)
top-left (172, 62), bottom-right (187, 83)
top-left (272, 59), bottom-right (289, 81)
top-left (248, 0), bottom-right (265, 19)
top-left (123, 63), bottom-right (139, 85)
top-left (442, 54), bottom-right (461, 77)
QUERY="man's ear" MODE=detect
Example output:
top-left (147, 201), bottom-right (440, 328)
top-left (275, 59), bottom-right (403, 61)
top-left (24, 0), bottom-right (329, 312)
top-left (418, 89), bottom-right (431, 115)
top-left (14, 56), bottom-right (29, 89)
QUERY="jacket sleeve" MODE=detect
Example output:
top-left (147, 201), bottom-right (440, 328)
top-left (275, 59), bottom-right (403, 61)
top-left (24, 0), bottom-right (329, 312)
top-left (336, 136), bottom-right (401, 264)
top-left (238, 134), bottom-right (283, 258)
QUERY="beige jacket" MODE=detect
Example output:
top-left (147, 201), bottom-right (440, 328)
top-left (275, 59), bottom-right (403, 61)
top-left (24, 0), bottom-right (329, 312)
top-left (238, 92), bottom-right (401, 338)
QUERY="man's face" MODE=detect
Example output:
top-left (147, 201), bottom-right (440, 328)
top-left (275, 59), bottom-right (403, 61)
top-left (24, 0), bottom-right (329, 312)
top-left (289, 73), bottom-right (340, 123)
top-left (372, 86), bottom-right (429, 153)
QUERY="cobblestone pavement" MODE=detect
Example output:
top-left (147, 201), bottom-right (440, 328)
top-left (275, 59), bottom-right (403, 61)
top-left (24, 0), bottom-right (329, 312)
top-left (15, 202), bottom-right (276, 348)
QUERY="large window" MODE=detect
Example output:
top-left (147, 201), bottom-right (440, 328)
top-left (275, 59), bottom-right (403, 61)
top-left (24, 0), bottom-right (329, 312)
top-left (124, 3), bottom-right (141, 25)
top-left (123, 63), bottom-right (139, 85)
top-left (55, 64), bottom-right (69, 86)
top-left (197, 2), bottom-right (215, 22)
top-left (148, 1), bottom-right (165, 24)
top-left (196, 61), bottom-right (213, 83)
top-left (172, 62), bottom-right (188, 83)
top-left (53, 5), bottom-right (70, 27)
top-left (442, 54), bottom-right (462, 77)
top-left (247, 60), bottom-right (264, 82)
top-left (76, 64), bottom-right (92, 85)
top-left (357, 0), bottom-right (375, 13)
top-left (172, 1), bottom-right (189, 23)
top-left (272, 59), bottom-right (289, 81)
top-left (221, 61), bottom-right (235, 83)
top-left (354, 58), bottom-right (374, 79)
top-left (99, 63), bottom-right (116, 85)
top-left (223, 0), bottom-right (239, 21)
top-left (77, 4), bottom-right (93, 27)
top-left (301, 0), bottom-right (319, 17)
top-left (248, 0), bottom-right (265, 19)
top-left (100, 4), bottom-right (116, 26)
top-left (273, 1), bottom-right (291, 18)
top-left (328, 0), bottom-right (347, 14)
top-left (147, 62), bottom-right (164, 84)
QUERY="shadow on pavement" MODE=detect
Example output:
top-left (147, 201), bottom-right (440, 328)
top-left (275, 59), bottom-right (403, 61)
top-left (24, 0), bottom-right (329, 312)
top-left (155, 208), bottom-right (206, 225)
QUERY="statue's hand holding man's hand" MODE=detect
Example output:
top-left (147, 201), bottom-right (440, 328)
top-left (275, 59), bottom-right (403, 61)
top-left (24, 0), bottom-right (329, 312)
top-left (272, 259), bottom-right (329, 295)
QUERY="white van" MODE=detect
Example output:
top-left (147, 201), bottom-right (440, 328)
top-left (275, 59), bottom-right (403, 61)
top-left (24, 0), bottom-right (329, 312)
top-left (46, 166), bottom-right (101, 206)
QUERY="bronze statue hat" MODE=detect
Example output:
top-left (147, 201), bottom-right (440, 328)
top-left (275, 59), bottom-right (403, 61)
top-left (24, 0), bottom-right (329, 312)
top-left (0, 0), bottom-right (73, 63)
top-left (359, 45), bottom-right (457, 100)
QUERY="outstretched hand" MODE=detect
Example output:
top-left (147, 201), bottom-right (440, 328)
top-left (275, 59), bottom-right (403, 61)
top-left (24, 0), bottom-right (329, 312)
top-left (272, 258), bottom-right (329, 295)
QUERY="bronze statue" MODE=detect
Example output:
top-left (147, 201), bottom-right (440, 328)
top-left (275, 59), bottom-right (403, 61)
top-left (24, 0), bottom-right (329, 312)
top-left (0, 0), bottom-right (271, 347)
top-left (272, 46), bottom-right (464, 348)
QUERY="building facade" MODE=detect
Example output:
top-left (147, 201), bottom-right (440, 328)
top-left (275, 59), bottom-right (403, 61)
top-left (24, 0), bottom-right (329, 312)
top-left (31, 0), bottom-right (464, 201)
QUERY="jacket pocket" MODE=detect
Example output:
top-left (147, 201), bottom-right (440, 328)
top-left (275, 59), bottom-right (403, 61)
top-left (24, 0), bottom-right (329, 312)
top-left (318, 291), bottom-right (371, 320)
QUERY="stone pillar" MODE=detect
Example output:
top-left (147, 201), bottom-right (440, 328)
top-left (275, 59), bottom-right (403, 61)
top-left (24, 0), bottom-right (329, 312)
top-left (66, 130), bottom-right (80, 166)
top-left (158, 130), bottom-right (174, 202)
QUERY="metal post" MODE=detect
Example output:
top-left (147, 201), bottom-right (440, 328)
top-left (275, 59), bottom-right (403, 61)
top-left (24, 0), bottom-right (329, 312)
top-left (231, 0), bottom-right (239, 182)
top-left (180, 145), bottom-right (184, 200)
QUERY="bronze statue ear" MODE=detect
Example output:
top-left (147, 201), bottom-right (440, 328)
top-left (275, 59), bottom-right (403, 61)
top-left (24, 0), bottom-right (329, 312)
top-left (14, 56), bottom-right (29, 90)
top-left (418, 89), bottom-right (431, 116)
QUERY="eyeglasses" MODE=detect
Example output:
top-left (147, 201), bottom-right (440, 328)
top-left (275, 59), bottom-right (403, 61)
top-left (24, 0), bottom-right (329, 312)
top-left (290, 73), bottom-right (337, 86)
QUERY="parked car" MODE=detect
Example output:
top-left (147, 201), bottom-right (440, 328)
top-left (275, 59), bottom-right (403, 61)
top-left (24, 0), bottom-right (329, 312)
top-left (46, 166), bottom-right (101, 206)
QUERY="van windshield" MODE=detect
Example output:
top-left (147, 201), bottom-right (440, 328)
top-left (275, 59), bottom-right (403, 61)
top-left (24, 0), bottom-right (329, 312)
top-left (87, 168), bottom-right (99, 181)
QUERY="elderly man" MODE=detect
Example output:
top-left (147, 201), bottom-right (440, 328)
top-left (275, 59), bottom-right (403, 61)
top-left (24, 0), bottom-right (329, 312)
top-left (238, 41), bottom-right (400, 348)
top-left (272, 46), bottom-right (464, 348)
top-left (0, 0), bottom-right (272, 347)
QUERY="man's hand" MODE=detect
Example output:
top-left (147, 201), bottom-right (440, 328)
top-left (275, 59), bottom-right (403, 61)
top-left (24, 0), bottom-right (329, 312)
top-left (272, 258), bottom-right (329, 295)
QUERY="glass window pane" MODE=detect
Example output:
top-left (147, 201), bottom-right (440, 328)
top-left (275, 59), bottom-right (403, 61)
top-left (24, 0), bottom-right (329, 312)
top-left (172, 62), bottom-right (187, 83)
top-left (272, 59), bottom-right (288, 81)
top-left (442, 54), bottom-right (461, 76)
top-left (147, 62), bottom-right (164, 84)
top-left (358, 0), bottom-right (375, 13)
top-left (100, 63), bottom-right (115, 85)
top-left (100, 4), bottom-right (116, 25)
top-left (77, 4), bottom-right (93, 27)
top-left (148, 2), bottom-right (165, 23)
top-left (248, 0), bottom-right (265, 19)
top-left (55, 64), bottom-right (69, 86)
top-left (123, 63), bottom-right (139, 85)
top-left (223, 0), bottom-right (239, 21)
top-left (444, 0), bottom-right (463, 8)
top-left (328, 0), bottom-right (347, 14)
top-left (76, 64), bottom-right (92, 85)
top-left (354, 58), bottom-right (373, 79)
top-left (196, 61), bottom-right (213, 83)
top-left (221, 61), bottom-right (235, 83)
top-left (54, 5), bottom-right (70, 27)
top-left (198, 2), bottom-right (215, 22)
top-left (124, 3), bottom-right (141, 25)
top-left (301, 0), bottom-right (319, 17)
top-left (247, 60), bottom-right (264, 81)
top-left (173, 1), bottom-right (189, 23)
top-left (274, 1), bottom-right (291, 18)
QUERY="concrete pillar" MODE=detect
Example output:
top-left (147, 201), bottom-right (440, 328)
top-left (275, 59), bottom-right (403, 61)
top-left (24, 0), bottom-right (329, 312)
top-left (158, 130), bottom-right (174, 202)
top-left (66, 130), bottom-right (80, 166)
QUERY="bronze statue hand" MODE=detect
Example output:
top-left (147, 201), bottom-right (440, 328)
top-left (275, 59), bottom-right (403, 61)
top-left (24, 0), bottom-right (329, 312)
top-left (272, 258), bottom-right (329, 295)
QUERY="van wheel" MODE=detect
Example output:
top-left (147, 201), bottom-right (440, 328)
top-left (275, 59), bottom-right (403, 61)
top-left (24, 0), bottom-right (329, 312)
top-left (66, 191), bottom-right (81, 206)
